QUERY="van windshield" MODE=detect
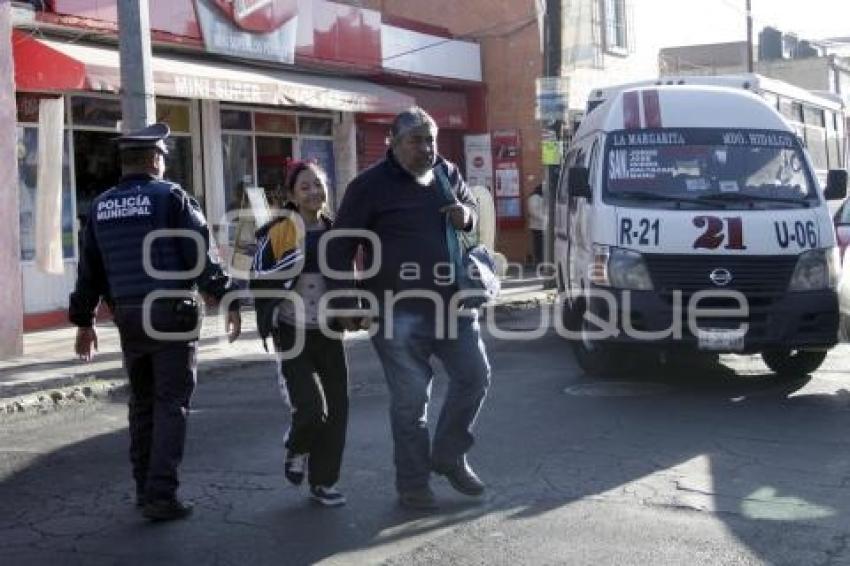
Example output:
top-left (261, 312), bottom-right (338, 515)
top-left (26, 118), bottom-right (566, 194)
top-left (604, 128), bottom-right (817, 209)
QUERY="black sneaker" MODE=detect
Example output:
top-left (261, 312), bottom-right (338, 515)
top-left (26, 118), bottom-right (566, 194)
top-left (142, 498), bottom-right (194, 522)
top-left (309, 485), bottom-right (347, 507)
top-left (284, 452), bottom-right (308, 485)
top-left (432, 456), bottom-right (486, 497)
top-left (398, 486), bottom-right (439, 510)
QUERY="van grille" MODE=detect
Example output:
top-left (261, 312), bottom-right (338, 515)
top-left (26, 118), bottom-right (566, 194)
top-left (643, 254), bottom-right (796, 297)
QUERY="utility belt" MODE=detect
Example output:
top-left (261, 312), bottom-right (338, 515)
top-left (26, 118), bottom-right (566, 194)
top-left (114, 295), bottom-right (200, 334)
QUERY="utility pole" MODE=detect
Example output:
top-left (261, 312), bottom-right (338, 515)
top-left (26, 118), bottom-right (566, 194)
top-left (117, 0), bottom-right (155, 131)
top-left (543, 0), bottom-right (562, 266)
top-left (746, 0), bottom-right (754, 72)
top-left (0, 0), bottom-right (24, 357)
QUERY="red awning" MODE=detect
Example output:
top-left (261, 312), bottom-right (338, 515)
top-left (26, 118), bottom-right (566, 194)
top-left (12, 32), bottom-right (415, 114)
top-left (12, 30), bottom-right (89, 91)
top-left (360, 84), bottom-right (470, 129)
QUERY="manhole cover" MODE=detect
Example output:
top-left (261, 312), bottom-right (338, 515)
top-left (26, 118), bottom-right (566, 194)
top-left (563, 381), bottom-right (672, 397)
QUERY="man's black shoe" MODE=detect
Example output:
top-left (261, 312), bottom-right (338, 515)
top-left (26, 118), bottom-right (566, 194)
top-left (142, 498), bottom-right (194, 522)
top-left (432, 457), bottom-right (486, 497)
top-left (398, 486), bottom-right (439, 510)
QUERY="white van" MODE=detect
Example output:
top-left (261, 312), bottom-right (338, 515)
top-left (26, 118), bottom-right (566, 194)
top-left (555, 84), bottom-right (848, 377)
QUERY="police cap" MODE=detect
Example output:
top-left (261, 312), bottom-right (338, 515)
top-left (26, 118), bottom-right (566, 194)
top-left (115, 122), bottom-right (170, 155)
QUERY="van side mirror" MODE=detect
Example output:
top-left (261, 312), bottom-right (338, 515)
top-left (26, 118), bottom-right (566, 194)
top-left (567, 166), bottom-right (591, 199)
top-left (825, 169), bottom-right (848, 200)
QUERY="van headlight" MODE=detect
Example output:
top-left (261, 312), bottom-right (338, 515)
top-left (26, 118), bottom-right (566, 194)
top-left (789, 248), bottom-right (838, 291)
top-left (589, 245), bottom-right (654, 290)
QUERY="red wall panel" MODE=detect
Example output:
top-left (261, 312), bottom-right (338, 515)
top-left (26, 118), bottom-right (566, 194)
top-left (297, 0), bottom-right (381, 70)
top-left (50, 0), bottom-right (201, 38)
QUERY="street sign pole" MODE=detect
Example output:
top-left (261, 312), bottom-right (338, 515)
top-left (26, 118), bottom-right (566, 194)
top-left (542, 0), bottom-right (562, 268)
top-left (118, 0), bottom-right (155, 131)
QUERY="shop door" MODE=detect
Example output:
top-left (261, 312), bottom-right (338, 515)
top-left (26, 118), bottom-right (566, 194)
top-left (357, 123), bottom-right (389, 172)
top-left (73, 131), bottom-right (121, 228)
top-left (438, 130), bottom-right (465, 173)
top-left (256, 136), bottom-right (293, 208)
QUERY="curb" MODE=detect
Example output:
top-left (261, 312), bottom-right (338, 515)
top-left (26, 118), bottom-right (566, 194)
top-left (0, 293), bottom-right (556, 419)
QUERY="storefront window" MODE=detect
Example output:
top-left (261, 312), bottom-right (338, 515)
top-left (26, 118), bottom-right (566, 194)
top-left (17, 127), bottom-right (75, 260)
top-left (221, 134), bottom-right (255, 213)
top-left (16, 93), bottom-right (68, 124)
top-left (255, 112), bottom-right (296, 134)
top-left (256, 136), bottom-right (293, 206)
top-left (221, 109), bottom-right (252, 130)
top-left (164, 136), bottom-right (196, 202)
top-left (73, 130), bottom-right (121, 228)
top-left (299, 116), bottom-right (333, 136)
top-left (157, 102), bottom-right (191, 133)
top-left (71, 96), bottom-right (122, 129)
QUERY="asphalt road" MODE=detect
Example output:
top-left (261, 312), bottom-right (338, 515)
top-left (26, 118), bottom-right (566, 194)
top-left (2, 306), bottom-right (850, 565)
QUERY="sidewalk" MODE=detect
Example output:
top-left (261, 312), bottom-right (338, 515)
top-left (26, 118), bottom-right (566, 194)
top-left (0, 280), bottom-right (556, 414)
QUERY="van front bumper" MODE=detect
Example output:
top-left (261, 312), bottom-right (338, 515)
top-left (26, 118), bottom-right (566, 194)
top-left (582, 287), bottom-right (839, 353)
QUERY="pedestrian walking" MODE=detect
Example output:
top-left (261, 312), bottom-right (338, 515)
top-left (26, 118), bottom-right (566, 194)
top-left (251, 161), bottom-right (349, 507)
top-left (327, 107), bottom-right (491, 510)
top-left (527, 184), bottom-right (546, 265)
top-left (69, 123), bottom-right (242, 522)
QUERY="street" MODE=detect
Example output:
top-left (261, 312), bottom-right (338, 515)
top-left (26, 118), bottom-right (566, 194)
top-left (2, 306), bottom-right (850, 565)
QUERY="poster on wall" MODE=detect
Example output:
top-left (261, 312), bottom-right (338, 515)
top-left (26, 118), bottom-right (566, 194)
top-left (464, 133), bottom-right (493, 190)
top-left (491, 129), bottom-right (523, 224)
top-left (194, 0), bottom-right (299, 64)
top-left (495, 168), bottom-right (519, 197)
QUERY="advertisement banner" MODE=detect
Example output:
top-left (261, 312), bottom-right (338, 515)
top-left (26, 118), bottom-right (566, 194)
top-left (463, 133), bottom-right (493, 190)
top-left (491, 130), bottom-right (523, 223)
top-left (195, 0), bottom-right (298, 64)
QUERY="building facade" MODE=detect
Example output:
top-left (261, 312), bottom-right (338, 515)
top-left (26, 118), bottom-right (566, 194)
top-left (9, 0), bottom-right (483, 329)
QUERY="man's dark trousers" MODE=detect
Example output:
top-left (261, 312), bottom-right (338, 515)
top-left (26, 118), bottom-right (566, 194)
top-left (114, 302), bottom-right (197, 502)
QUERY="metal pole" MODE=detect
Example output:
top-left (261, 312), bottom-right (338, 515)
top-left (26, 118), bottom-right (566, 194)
top-left (117, 0), bottom-right (155, 131)
top-left (543, 0), bottom-right (561, 266)
top-left (746, 0), bottom-right (754, 72)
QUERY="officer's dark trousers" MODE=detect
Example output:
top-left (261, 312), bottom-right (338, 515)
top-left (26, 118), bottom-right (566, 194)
top-left (274, 323), bottom-right (348, 488)
top-left (113, 303), bottom-right (197, 501)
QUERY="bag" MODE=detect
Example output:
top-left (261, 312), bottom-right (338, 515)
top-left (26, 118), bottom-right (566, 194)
top-left (434, 166), bottom-right (501, 309)
top-left (459, 242), bottom-right (501, 308)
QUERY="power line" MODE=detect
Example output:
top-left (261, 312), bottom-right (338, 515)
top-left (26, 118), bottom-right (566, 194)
top-left (382, 11), bottom-right (539, 62)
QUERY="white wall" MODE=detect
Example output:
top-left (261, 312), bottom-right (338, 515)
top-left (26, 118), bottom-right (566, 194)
top-left (382, 25), bottom-right (482, 82)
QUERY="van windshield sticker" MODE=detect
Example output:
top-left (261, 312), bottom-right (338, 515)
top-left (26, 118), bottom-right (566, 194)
top-left (722, 132), bottom-right (795, 147)
top-left (610, 129), bottom-right (797, 148)
top-left (610, 148), bottom-right (674, 180)
top-left (612, 132), bottom-right (685, 146)
top-left (604, 128), bottom-right (812, 203)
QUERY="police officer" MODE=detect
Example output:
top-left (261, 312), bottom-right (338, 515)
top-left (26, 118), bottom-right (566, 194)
top-left (69, 123), bottom-right (242, 522)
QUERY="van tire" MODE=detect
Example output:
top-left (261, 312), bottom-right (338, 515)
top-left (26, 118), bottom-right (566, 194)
top-left (568, 303), bottom-right (618, 376)
top-left (761, 349), bottom-right (827, 377)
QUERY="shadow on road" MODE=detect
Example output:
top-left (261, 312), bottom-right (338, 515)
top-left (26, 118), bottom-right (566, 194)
top-left (2, 314), bottom-right (850, 564)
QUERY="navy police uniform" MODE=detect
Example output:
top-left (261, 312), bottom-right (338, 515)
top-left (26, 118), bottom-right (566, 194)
top-left (68, 123), bottom-right (238, 510)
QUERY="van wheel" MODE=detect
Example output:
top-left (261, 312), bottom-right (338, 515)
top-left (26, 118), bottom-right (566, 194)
top-left (761, 349), bottom-right (827, 377)
top-left (569, 306), bottom-right (617, 376)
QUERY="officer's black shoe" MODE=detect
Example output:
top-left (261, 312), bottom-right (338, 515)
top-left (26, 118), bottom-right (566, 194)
top-left (142, 498), bottom-right (194, 522)
top-left (432, 456), bottom-right (486, 497)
